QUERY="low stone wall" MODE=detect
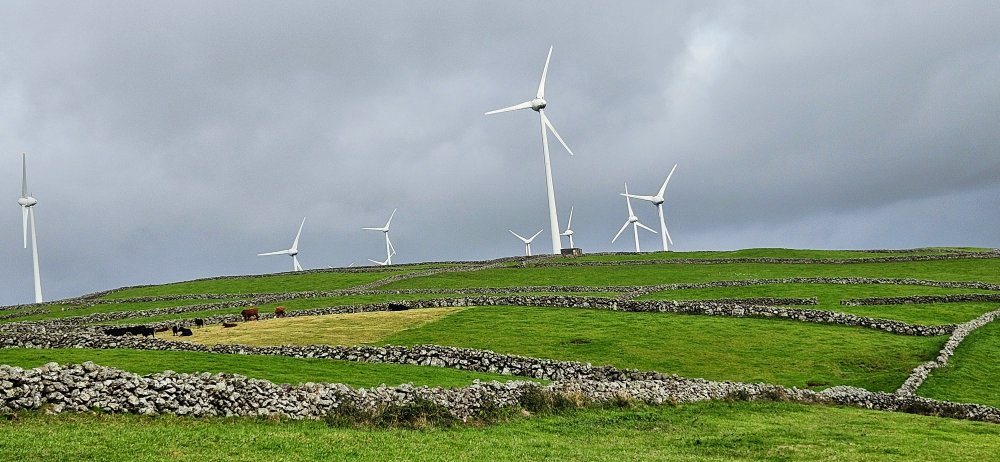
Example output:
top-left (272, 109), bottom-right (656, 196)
top-left (5, 294), bottom-right (946, 337)
top-left (625, 277), bottom-right (1000, 299)
top-left (529, 250), bottom-right (1000, 268)
top-left (3, 359), bottom-right (1000, 424)
top-left (843, 294), bottom-right (1000, 306)
top-left (896, 307), bottom-right (1000, 396)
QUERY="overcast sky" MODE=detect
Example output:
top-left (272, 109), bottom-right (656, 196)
top-left (2, 1), bottom-right (998, 305)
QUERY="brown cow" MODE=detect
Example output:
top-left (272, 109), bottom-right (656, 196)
top-left (240, 308), bottom-right (259, 321)
top-left (274, 306), bottom-right (286, 318)
top-left (223, 322), bottom-right (238, 328)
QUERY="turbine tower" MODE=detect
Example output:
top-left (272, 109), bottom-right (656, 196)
top-left (17, 153), bottom-right (43, 303)
top-left (560, 206), bottom-right (576, 249)
top-left (622, 164), bottom-right (677, 251)
top-left (364, 208), bottom-right (397, 265)
top-left (509, 229), bottom-right (543, 256)
top-left (257, 217), bottom-right (306, 271)
top-left (486, 46), bottom-right (574, 255)
top-left (612, 182), bottom-right (657, 252)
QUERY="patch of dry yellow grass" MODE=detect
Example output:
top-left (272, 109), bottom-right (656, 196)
top-left (187, 307), bottom-right (466, 347)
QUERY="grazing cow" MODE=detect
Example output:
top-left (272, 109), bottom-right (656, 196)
top-left (194, 318), bottom-right (204, 328)
top-left (126, 326), bottom-right (155, 337)
top-left (103, 327), bottom-right (128, 337)
top-left (171, 325), bottom-right (180, 336)
top-left (223, 322), bottom-right (238, 328)
top-left (388, 303), bottom-right (410, 311)
top-left (179, 327), bottom-right (193, 336)
top-left (274, 306), bottom-right (286, 318)
top-left (240, 308), bottom-right (259, 321)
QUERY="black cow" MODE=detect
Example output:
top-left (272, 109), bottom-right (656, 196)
top-left (194, 318), bottom-right (204, 328)
top-left (172, 325), bottom-right (181, 336)
top-left (103, 327), bottom-right (128, 337)
top-left (179, 327), bottom-right (193, 336)
top-left (388, 303), bottom-right (410, 311)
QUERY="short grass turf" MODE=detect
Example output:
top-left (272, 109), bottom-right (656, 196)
top-left (918, 320), bottom-right (1000, 408)
top-left (276, 305), bottom-right (943, 392)
top-left (2, 401), bottom-right (999, 461)
top-left (560, 247), bottom-right (983, 262)
top-left (101, 269), bottom-right (409, 299)
top-left (640, 283), bottom-right (999, 325)
top-left (381, 258), bottom-right (1000, 290)
top-left (0, 348), bottom-right (519, 388)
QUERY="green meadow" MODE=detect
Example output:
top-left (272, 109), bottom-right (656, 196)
top-left (2, 248), bottom-right (1000, 460)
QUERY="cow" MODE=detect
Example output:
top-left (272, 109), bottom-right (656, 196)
top-left (388, 303), bottom-right (410, 311)
top-left (194, 318), bottom-right (204, 328)
top-left (154, 326), bottom-right (169, 333)
top-left (240, 308), bottom-right (259, 321)
top-left (125, 326), bottom-right (155, 337)
top-left (223, 322), bottom-right (238, 328)
top-left (274, 306), bottom-right (286, 318)
top-left (179, 327), bottom-right (193, 336)
top-left (103, 327), bottom-right (128, 337)
top-left (172, 325), bottom-right (181, 336)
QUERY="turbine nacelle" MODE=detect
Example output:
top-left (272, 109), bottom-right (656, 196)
top-left (530, 98), bottom-right (547, 111)
top-left (18, 196), bottom-right (37, 208)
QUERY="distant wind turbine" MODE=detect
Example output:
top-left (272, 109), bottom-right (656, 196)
top-left (560, 206), bottom-right (576, 249)
top-left (364, 208), bottom-right (397, 265)
top-left (257, 217), bottom-right (306, 271)
top-left (612, 182), bottom-right (657, 252)
top-left (510, 229), bottom-right (544, 256)
top-left (486, 46), bottom-right (574, 255)
top-left (16, 153), bottom-right (43, 303)
top-left (622, 164), bottom-right (677, 251)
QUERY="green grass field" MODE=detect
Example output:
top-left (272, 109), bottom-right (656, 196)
top-left (3, 248), bottom-right (1000, 460)
top-left (2, 401), bottom-right (999, 461)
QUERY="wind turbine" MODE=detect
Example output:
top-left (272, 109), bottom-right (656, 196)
top-left (16, 153), bottom-right (43, 303)
top-left (363, 208), bottom-right (397, 265)
top-left (368, 250), bottom-right (395, 266)
top-left (486, 46), bottom-right (574, 255)
top-left (257, 217), bottom-right (306, 271)
top-left (622, 164), bottom-right (677, 251)
top-left (612, 182), bottom-right (657, 252)
top-left (560, 206), bottom-right (576, 249)
top-left (509, 229), bottom-right (543, 256)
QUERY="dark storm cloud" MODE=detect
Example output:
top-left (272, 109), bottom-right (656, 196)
top-left (1, 1), bottom-right (998, 304)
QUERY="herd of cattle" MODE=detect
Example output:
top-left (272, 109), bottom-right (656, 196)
top-left (102, 306), bottom-right (287, 338)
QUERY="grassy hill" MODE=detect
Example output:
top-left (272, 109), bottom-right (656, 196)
top-left (2, 248), bottom-right (1000, 460)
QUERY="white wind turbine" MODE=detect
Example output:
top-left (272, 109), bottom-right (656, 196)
top-left (509, 229), bottom-right (544, 256)
top-left (257, 217), bottom-right (306, 271)
top-left (622, 164), bottom-right (677, 251)
top-left (560, 206), bottom-right (576, 249)
top-left (363, 208), bottom-right (397, 265)
top-left (486, 46), bottom-right (574, 255)
top-left (612, 182), bottom-right (657, 252)
top-left (17, 153), bottom-right (43, 303)
top-left (367, 251), bottom-right (395, 266)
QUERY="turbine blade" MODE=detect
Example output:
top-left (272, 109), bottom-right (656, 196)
top-left (385, 208), bottom-right (397, 229)
top-left (620, 193), bottom-right (657, 202)
top-left (541, 112), bottom-right (573, 156)
top-left (485, 100), bottom-right (533, 115)
top-left (21, 153), bottom-right (29, 198)
top-left (291, 217), bottom-right (306, 251)
top-left (386, 234), bottom-right (396, 255)
top-left (258, 250), bottom-right (289, 256)
top-left (537, 45), bottom-right (553, 99)
top-left (612, 221), bottom-right (630, 243)
top-left (509, 229), bottom-right (528, 242)
top-left (529, 229), bottom-right (544, 241)
top-left (22, 207), bottom-right (28, 249)
top-left (367, 259), bottom-right (383, 266)
top-left (362, 227), bottom-right (383, 231)
top-left (637, 222), bottom-right (658, 234)
top-left (293, 255), bottom-right (302, 271)
top-left (565, 206), bottom-right (574, 230)
top-left (664, 223), bottom-right (673, 245)
top-left (657, 164), bottom-right (678, 198)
